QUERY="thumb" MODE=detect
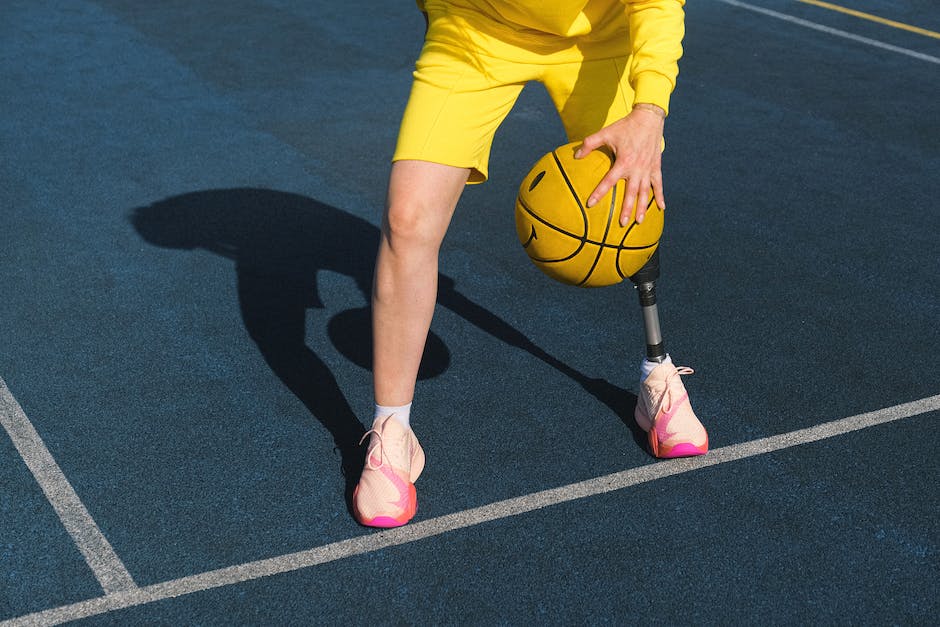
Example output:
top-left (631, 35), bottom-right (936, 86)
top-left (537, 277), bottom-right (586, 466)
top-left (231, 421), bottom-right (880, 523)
top-left (574, 133), bottom-right (604, 159)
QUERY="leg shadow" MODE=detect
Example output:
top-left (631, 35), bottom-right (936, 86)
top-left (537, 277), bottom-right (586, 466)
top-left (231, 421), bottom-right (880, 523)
top-left (130, 188), bottom-right (383, 510)
top-left (130, 187), bottom-right (646, 514)
top-left (437, 281), bottom-right (645, 450)
top-left (236, 270), bottom-right (367, 507)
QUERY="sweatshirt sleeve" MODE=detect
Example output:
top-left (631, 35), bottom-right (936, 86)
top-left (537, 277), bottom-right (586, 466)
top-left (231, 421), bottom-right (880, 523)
top-left (622, 0), bottom-right (686, 115)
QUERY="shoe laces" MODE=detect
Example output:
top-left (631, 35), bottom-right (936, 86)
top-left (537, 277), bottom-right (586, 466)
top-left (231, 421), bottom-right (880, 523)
top-left (659, 365), bottom-right (694, 413)
top-left (359, 428), bottom-right (387, 470)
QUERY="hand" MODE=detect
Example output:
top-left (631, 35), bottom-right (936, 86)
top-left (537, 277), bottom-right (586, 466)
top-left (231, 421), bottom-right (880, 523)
top-left (575, 104), bottom-right (666, 226)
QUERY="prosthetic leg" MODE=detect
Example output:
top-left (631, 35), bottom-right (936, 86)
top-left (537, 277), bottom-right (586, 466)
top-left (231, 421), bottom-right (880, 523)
top-left (629, 249), bottom-right (665, 363)
top-left (629, 248), bottom-right (709, 457)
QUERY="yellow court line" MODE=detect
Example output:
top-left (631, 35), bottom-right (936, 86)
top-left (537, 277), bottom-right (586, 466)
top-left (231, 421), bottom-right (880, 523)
top-left (796, 0), bottom-right (940, 39)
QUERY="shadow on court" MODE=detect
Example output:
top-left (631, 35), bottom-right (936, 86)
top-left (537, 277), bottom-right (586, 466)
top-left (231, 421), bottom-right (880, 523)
top-left (129, 189), bottom-right (646, 509)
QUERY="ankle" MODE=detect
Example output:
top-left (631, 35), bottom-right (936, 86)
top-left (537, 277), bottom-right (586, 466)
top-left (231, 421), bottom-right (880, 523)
top-left (375, 402), bottom-right (413, 429)
top-left (640, 354), bottom-right (672, 381)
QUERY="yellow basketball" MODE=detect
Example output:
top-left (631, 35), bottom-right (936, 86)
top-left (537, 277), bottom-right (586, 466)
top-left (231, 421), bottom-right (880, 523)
top-left (514, 141), bottom-right (664, 287)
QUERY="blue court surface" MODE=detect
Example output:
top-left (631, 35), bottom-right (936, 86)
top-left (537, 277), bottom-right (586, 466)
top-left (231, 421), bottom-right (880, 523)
top-left (2, 0), bottom-right (938, 624)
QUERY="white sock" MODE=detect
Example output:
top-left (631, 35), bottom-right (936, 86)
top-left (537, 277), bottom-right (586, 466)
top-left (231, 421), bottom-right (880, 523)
top-left (640, 354), bottom-right (673, 381)
top-left (374, 402), bottom-right (412, 429)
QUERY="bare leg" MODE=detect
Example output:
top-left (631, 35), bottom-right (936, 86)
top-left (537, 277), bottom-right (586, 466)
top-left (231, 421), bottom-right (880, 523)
top-left (372, 159), bottom-right (471, 406)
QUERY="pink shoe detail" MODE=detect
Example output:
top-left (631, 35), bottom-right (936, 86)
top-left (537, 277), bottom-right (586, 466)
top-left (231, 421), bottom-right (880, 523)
top-left (636, 362), bottom-right (708, 459)
top-left (353, 483), bottom-right (417, 528)
top-left (656, 439), bottom-right (709, 459)
top-left (352, 415), bottom-right (424, 528)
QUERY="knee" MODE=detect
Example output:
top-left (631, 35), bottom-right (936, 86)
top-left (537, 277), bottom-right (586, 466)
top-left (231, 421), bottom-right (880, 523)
top-left (382, 197), bottom-right (444, 253)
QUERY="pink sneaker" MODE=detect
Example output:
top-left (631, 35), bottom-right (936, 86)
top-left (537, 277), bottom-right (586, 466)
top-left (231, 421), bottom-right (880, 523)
top-left (635, 361), bottom-right (708, 458)
top-left (352, 415), bottom-right (425, 527)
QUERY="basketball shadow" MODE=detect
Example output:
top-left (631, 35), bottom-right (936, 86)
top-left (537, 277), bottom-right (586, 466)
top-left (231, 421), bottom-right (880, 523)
top-left (129, 188), bottom-right (644, 511)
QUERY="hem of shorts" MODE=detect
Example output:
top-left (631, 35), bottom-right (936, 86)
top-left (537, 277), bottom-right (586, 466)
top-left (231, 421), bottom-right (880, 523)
top-left (391, 154), bottom-right (487, 184)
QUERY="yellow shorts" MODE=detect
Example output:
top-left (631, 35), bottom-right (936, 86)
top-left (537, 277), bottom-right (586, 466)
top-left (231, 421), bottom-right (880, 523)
top-left (393, 6), bottom-right (636, 184)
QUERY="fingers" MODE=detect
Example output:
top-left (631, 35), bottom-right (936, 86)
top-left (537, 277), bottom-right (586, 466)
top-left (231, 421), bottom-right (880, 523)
top-left (579, 131), bottom-right (616, 208)
top-left (573, 132), bottom-right (603, 160)
top-left (623, 182), bottom-right (647, 226)
top-left (651, 172), bottom-right (666, 212)
top-left (575, 117), bottom-right (667, 225)
top-left (632, 172), bottom-right (665, 226)
top-left (618, 177), bottom-right (645, 226)
top-left (619, 176), bottom-right (667, 226)
top-left (587, 170), bottom-right (620, 209)
top-left (594, 166), bottom-right (665, 226)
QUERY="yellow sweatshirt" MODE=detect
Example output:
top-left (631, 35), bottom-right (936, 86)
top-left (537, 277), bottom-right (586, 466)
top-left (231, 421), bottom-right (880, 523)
top-left (415, 0), bottom-right (685, 113)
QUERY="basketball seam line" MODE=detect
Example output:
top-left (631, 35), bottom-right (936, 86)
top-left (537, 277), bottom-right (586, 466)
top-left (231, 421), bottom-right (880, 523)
top-left (615, 196), bottom-right (657, 280)
top-left (576, 182), bottom-right (619, 286)
top-left (516, 196), bottom-right (658, 253)
top-left (537, 151), bottom-right (658, 251)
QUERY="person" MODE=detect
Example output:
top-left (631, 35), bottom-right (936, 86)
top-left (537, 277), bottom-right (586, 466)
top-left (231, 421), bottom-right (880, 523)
top-left (352, 0), bottom-right (707, 528)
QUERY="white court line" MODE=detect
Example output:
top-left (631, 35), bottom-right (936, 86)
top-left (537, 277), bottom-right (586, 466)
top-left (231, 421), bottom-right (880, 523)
top-left (0, 379), bottom-right (137, 595)
top-left (714, 0), bottom-right (940, 65)
top-left (5, 393), bottom-right (939, 627)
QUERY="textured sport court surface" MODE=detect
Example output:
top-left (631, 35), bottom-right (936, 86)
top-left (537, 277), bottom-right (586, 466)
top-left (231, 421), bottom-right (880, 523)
top-left (1, 0), bottom-right (938, 624)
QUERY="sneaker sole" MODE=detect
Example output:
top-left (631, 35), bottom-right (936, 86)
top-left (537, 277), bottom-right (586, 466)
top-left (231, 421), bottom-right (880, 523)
top-left (352, 483), bottom-right (417, 528)
top-left (636, 402), bottom-right (708, 459)
top-left (649, 429), bottom-right (708, 458)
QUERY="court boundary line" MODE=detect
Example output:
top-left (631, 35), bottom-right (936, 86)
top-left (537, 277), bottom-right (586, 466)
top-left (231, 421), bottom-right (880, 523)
top-left (4, 393), bottom-right (938, 626)
top-left (0, 379), bottom-right (138, 596)
top-left (796, 0), bottom-right (940, 40)
top-left (714, 0), bottom-right (940, 65)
